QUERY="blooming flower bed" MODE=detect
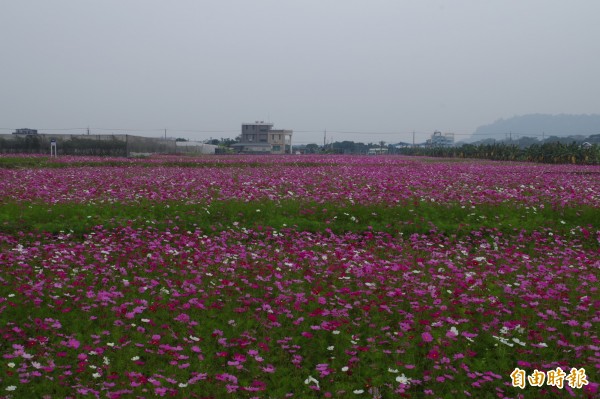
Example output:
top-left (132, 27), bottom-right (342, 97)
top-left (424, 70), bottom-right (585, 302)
top-left (0, 155), bottom-right (598, 398)
top-left (0, 155), bottom-right (598, 207)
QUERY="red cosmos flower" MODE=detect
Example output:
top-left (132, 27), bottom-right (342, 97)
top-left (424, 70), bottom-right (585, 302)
top-left (581, 228), bottom-right (590, 239)
top-left (309, 308), bottom-right (325, 317)
top-left (426, 348), bottom-right (440, 360)
top-left (258, 342), bottom-right (270, 352)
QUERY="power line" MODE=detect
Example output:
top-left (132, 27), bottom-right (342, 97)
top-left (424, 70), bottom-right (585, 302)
top-left (91, 128), bottom-right (165, 132)
top-left (0, 127), bottom-right (86, 131)
top-left (0, 127), bottom-right (586, 139)
top-left (169, 129), bottom-right (239, 133)
top-left (0, 127), bottom-right (240, 135)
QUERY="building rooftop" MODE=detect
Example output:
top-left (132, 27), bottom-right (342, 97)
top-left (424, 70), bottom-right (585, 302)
top-left (242, 121), bottom-right (273, 126)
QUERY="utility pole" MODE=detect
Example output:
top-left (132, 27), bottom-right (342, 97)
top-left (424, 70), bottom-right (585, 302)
top-left (324, 129), bottom-right (327, 147)
top-left (87, 126), bottom-right (90, 135)
top-left (164, 129), bottom-right (167, 140)
top-left (412, 131), bottom-right (415, 147)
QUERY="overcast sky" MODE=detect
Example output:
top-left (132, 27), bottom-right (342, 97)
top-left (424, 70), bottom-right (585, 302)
top-left (1, 1), bottom-right (599, 144)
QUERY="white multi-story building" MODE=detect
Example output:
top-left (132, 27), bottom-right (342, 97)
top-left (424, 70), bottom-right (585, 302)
top-left (429, 131), bottom-right (454, 147)
top-left (232, 121), bottom-right (293, 154)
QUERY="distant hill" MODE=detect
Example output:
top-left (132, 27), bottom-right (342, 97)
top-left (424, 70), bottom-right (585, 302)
top-left (469, 114), bottom-right (600, 142)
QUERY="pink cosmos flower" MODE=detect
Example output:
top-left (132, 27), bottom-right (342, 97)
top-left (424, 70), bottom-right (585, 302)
top-left (422, 332), bottom-right (433, 343)
top-left (262, 364), bottom-right (276, 373)
top-left (62, 338), bottom-right (80, 349)
top-left (174, 313), bottom-right (190, 323)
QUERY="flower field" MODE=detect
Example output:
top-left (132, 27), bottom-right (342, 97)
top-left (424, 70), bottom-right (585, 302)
top-left (0, 155), bottom-right (598, 398)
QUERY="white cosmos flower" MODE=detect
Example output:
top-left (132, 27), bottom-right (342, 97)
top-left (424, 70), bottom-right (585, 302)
top-left (304, 375), bottom-right (319, 388)
top-left (6, 386), bottom-right (16, 391)
top-left (396, 374), bottom-right (410, 384)
top-left (353, 389), bottom-right (364, 394)
top-left (514, 325), bottom-right (525, 334)
top-left (493, 335), bottom-right (514, 347)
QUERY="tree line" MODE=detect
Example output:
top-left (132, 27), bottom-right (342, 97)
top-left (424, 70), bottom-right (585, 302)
top-left (397, 141), bottom-right (600, 165)
top-left (0, 135), bottom-right (128, 156)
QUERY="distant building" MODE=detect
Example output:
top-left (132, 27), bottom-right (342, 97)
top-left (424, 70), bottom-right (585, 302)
top-left (232, 121), bottom-right (293, 154)
top-left (175, 141), bottom-right (217, 154)
top-left (13, 128), bottom-right (38, 135)
top-left (428, 131), bottom-right (454, 147)
top-left (367, 147), bottom-right (388, 155)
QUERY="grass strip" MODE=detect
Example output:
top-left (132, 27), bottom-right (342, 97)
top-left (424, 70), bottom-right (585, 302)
top-left (1, 199), bottom-right (597, 239)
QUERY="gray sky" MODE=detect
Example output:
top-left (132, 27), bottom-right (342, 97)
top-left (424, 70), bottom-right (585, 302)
top-left (1, 0), bottom-right (599, 144)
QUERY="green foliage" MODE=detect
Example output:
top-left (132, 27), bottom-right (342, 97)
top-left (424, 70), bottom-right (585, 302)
top-left (0, 135), bottom-right (43, 153)
top-left (1, 199), bottom-right (597, 240)
top-left (399, 142), bottom-right (600, 164)
top-left (61, 137), bottom-right (127, 156)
